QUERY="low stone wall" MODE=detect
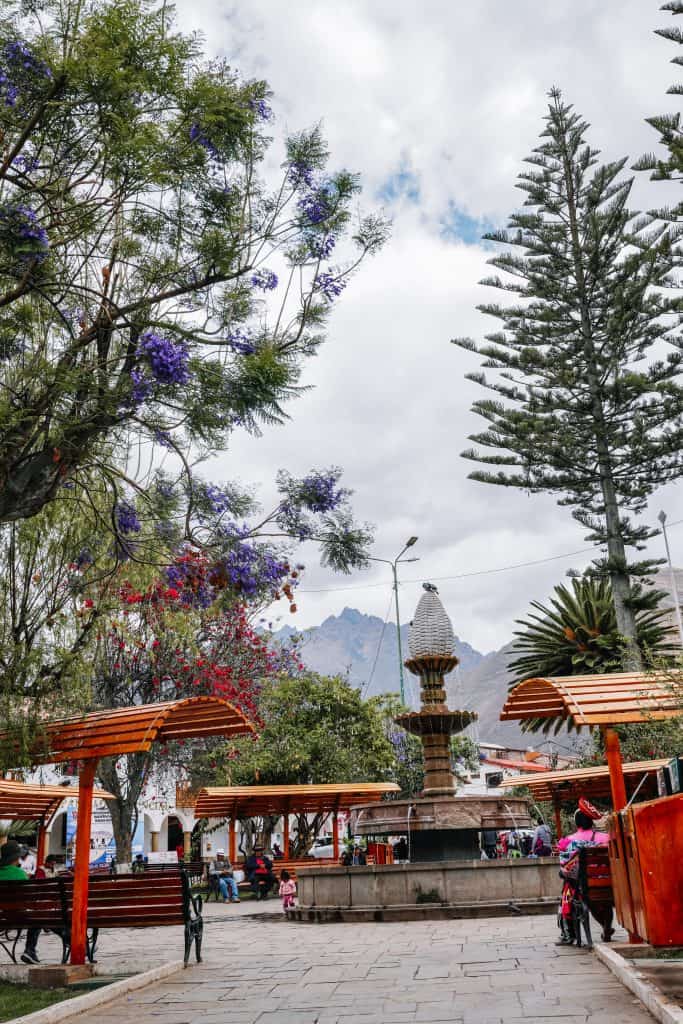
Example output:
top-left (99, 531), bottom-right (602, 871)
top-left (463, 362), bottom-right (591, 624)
top-left (295, 857), bottom-right (560, 916)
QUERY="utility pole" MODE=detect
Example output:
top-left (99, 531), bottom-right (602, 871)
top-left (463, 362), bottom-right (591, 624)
top-left (369, 537), bottom-right (419, 704)
top-left (657, 510), bottom-right (683, 647)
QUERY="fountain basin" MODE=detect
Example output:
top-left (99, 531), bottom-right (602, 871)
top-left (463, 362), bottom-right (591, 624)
top-left (287, 857), bottom-right (559, 923)
top-left (352, 794), bottom-right (533, 861)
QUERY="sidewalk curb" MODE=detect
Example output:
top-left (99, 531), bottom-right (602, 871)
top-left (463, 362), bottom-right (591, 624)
top-left (8, 959), bottom-right (185, 1024)
top-left (595, 944), bottom-right (683, 1024)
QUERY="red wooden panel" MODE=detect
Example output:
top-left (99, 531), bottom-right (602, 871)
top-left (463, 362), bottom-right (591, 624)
top-left (628, 793), bottom-right (683, 946)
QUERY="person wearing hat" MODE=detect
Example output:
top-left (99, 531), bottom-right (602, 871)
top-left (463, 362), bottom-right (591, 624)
top-left (0, 840), bottom-right (41, 964)
top-left (244, 845), bottom-right (275, 898)
top-left (207, 849), bottom-right (240, 902)
top-left (19, 845), bottom-right (36, 876)
top-left (556, 798), bottom-right (609, 945)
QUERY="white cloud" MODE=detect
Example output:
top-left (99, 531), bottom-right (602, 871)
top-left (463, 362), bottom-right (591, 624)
top-left (176, 0), bottom-right (683, 651)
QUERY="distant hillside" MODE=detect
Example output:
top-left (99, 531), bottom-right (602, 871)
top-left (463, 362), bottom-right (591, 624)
top-left (275, 608), bottom-right (539, 748)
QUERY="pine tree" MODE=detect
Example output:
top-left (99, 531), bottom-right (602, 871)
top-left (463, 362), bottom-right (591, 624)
top-left (454, 90), bottom-right (683, 670)
top-left (634, 2), bottom-right (683, 192)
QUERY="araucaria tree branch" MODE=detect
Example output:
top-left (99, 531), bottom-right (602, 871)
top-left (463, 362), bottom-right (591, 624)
top-left (454, 89), bottom-right (683, 670)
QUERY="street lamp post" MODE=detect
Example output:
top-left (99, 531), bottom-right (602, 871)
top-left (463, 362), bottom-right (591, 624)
top-left (370, 537), bottom-right (419, 704)
top-left (657, 510), bottom-right (683, 647)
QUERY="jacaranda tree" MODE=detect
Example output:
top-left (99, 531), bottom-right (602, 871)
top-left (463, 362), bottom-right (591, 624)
top-left (0, 0), bottom-right (386, 572)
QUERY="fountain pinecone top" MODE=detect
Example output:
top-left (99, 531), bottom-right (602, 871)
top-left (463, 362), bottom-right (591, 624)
top-left (408, 584), bottom-right (456, 660)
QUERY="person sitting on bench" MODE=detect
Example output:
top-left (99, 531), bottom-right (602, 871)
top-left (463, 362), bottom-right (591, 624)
top-left (0, 840), bottom-right (41, 965)
top-left (245, 846), bottom-right (275, 898)
top-left (208, 850), bottom-right (240, 902)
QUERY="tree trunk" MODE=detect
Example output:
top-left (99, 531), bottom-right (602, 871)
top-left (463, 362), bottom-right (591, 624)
top-left (557, 107), bottom-right (642, 672)
top-left (106, 798), bottom-right (134, 865)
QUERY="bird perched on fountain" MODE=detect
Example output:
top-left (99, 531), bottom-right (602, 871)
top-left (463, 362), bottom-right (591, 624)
top-left (422, 582), bottom-right (438, 593)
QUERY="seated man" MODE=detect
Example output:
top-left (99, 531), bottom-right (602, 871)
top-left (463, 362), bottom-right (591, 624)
top-left (341, 844), bottom-right (366, 866)
top-left (244, 846), bottom-right (275, 898)
top-left (208, 850), bottom-right (240, 902)
top-left (0, 840), bottom-right (41, 964)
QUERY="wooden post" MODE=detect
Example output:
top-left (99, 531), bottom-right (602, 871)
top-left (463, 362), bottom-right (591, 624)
top-left (228, 818), bottom-right (237, 864)
top-left (150, 831), bottom-right (159, 853)
top-left (603, 727), bottom-right (628, 812)
top-left (332, 810), bottom-right (339, 862)
top-left (552, 796), bottom-right (563, 839)
top-left (71, 759), bottom-right (96, 966)
top-left (36, 822), bottom-right (48, 869)
top-left (283, 812), bottom-right (290, 859)
top-left (183, 830), bottom-right (192, 860)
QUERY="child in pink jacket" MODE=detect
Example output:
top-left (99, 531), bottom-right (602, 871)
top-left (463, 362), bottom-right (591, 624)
top-left (278, 869), bottom-right (296, 909)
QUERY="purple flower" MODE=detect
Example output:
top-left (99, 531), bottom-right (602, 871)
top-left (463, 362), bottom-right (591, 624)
top-left (189, 123), bottom-right (220, 161)
top-left (307, 233), bottom-right (336, 260)
top-left (137, 331), bottom-right (191, 386)
top-left (288, 161), bottom-right (316, 189)
top-left (0, 203), bottom-right (49, 263)
top-left (298, 192), bottom-right (331, 225)
top-left (277, 468), bottom-right (347, 517)
top-left (251, 268), bottom-right (278, 291)
top-left (130, 368), bottom-right (153, 405)
top-left (154, 430), bottom-right (174, 450)
top-left (0, 39), bottom-right (52, 110)
top-left (226, 327), bottom-right (256, 355)
top-left (315, 272), bottom-right (346, 302)
top-left (200, 483), bottom-right (236, 516)
top-left (115, 501), bottom-right (141, 535)
top-left (250, 97), bottom-right (273, 121)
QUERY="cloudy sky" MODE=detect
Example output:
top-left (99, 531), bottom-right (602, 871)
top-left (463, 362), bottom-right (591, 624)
top-left (176, 0), bottom-right (683, 653)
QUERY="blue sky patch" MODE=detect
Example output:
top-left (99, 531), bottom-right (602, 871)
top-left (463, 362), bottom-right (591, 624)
top-left (377, 167), bottom-right (420, 205)
top-left (439, 202), bottom-right (495, 245)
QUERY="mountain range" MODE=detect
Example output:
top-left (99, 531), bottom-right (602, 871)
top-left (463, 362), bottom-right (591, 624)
top-left (275, 607), bottom-right (534, 748)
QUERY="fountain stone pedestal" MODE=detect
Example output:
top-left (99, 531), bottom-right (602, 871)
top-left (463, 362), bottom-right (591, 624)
top-left (352, 588), bottom-right (532, 859)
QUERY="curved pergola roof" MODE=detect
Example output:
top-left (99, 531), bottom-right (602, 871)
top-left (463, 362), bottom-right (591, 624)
top-left (3, 696), bottom-right (255, 765)
top-left (0, 779), bottom-right (115, 822)
top-left (194, 782), bottom-right (400, 819)
top-left (495, 758), bottom-right (669, 804)
top-left (500, 671), bottom-right (682, 728)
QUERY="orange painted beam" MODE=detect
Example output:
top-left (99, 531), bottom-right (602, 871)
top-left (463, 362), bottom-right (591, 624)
top-left (70, 760), bottom-right (96, 965)
top-left (603, 728), bottom-right (628, 812)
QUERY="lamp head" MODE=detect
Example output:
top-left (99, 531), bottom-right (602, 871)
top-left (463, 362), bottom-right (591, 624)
top-left (406, 536), bottom-right (418, 548)
top-left (658, 510), bottom-right (667, 526)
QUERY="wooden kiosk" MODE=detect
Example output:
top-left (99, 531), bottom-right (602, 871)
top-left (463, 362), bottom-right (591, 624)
top-left (501, 672), bottom-right (683, 945)
top-left (194, 782), bottom-right (400, 864)
top-left (0, 697), bottom-right (254, 965)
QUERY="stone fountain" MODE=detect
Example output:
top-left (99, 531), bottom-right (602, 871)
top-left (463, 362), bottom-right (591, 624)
top-left (351, 585), bottom-right (531, 860)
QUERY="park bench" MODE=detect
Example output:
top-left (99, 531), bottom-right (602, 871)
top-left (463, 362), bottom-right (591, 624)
top-left (0, 869), bottom-right (203, 966)
top-left (579, 845), bottom-right (614, 943)
top-left (0, 878), bottom-right (67, 964)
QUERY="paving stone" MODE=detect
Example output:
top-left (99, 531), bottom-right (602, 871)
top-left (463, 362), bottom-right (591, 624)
top-left (63, 913), bottom-right (655, 1024)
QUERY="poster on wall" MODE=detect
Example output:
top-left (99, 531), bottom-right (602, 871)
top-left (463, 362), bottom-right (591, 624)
top-left (65, 800), bottom-right (144, 866)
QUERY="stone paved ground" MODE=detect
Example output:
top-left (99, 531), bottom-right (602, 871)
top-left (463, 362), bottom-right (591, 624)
top-left (59, 912), bottom-right (654, 1024)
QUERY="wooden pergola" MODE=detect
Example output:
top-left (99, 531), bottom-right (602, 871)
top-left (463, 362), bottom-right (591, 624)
top-left (501, 671), bottom-right (682, 943)
top-left (500, 672), bottom-right (682, 812)
top-left (0, 697), bottom-right (255, 965)
top-left (495, 759), bottom-right (669, 836)
top-left (194, 782), bottom-right (401, 862)
top-left (0, 779), bottom-right (115, 868)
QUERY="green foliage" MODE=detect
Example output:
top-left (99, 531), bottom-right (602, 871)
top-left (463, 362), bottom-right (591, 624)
top-left (581, 716), bottom-right (683, 764)
top-left (510, 577), bottom-right (674, 687)
top-left (634, 3), bottom-right (683, 190)
top-left (455, 89), bottom-right (683, 665)
top-left (206, 672), bottom-right (396, 788)
top-left (0, 0), bottom-right (387, 573)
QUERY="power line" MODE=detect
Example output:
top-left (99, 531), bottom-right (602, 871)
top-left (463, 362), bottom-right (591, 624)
top-left (297, 546), bottom-right (598, 594)
top-left (361, 589), bottom-right (395, 700)
top-left (297, 515), bottom-right (683, 596)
